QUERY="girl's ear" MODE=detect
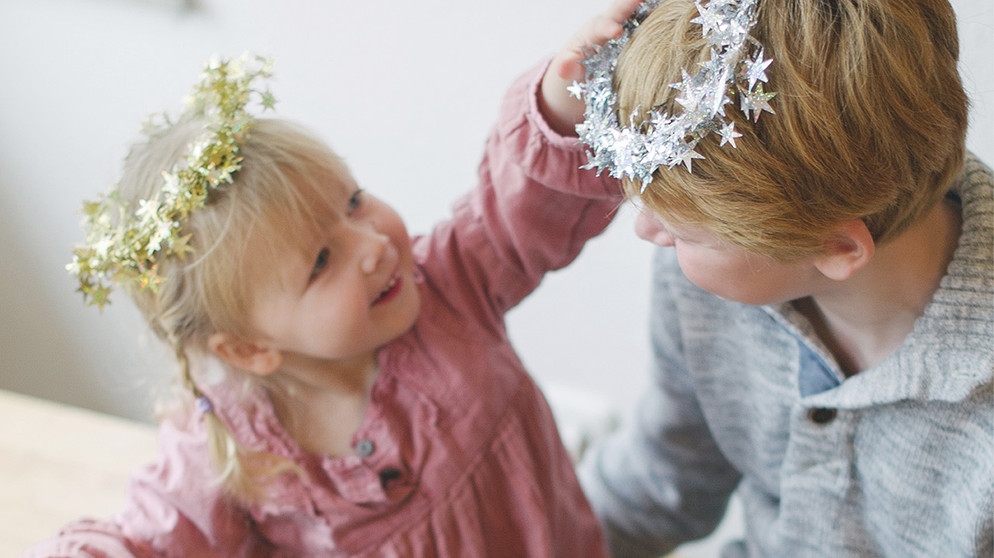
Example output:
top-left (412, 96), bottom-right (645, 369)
top-left (208, 333), bottom-right (282, 376)
top-left (813, 219), bottom-right (875, 281)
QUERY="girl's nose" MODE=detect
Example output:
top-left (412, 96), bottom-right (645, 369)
top-left (358, 226), bottom-right (390, 275)
top-left (634, 210), bottom-right (676, 247)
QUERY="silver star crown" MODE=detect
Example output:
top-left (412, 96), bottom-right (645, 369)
top-left (570, 0), bottom-right (776, 188)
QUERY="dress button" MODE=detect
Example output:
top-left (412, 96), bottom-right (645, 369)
top-left (808, 407), bottom-right (837, 424)
top-left (379, 467), bottom-right (403, 488)
top-left (355, 438), bottom-right (375, 457)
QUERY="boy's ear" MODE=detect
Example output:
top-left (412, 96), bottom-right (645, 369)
top-left (208, 333), bottom-right (282, 376)
top-left (813, 219), bottom-right (875, 281)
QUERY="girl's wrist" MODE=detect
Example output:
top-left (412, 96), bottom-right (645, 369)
top-left (537, 72), bottom-right (582, 138)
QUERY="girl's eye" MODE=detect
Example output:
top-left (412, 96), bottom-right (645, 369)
top-left (310, 247), bottom-right (330, 280)
top-left (347, 189), bottom-right (363, 215)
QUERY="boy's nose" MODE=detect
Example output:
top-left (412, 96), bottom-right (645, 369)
top-left (634, 210), bottom-right (675, 247)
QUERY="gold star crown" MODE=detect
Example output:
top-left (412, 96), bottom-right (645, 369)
top-left (67, 54), bottom-right (276, 309)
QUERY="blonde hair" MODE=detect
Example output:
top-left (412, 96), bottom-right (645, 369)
top-left (117, 118), bottom-right (352, 502)
top-left (617, 0), bottom-right (967, 260)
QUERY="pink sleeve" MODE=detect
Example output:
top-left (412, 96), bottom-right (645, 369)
top-left (21, 415), bottom-right (266, 558)
top-left (414, 59), bottom-right (623, 328)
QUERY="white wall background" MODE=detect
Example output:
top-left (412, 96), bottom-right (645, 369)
top-left (0, 0), bottom-right (990, 429)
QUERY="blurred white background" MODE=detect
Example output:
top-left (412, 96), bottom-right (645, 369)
top-left (0, 1), bottom-right (989, 556)
top-left (0, 0), bottom-right (661, 422)
top-left (0, 0), bottom-right (991, 434)
top-left (2, 0), bottom-right (989, 423)
top-left (2, 0), bottom-right (986, 424)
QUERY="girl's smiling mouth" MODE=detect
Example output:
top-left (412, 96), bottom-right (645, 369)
top-left (373, 275), bottom-right (401, 305)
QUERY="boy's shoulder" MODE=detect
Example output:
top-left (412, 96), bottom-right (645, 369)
top-left (959, 152), bottom-right (994, 191)
top-left (954, 152), bottom-right (993, 248)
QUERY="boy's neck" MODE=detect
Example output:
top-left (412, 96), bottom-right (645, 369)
top-left (800, 195), bottom-right (962, 375)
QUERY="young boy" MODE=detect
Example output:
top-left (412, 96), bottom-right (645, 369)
top-left (572, 0), bottom-right (993, 556)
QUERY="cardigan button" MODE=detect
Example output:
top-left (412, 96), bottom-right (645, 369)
top-left (355, 438), bottom-right (376, 457)
top-left (808, 407), bottom-right (837, 424)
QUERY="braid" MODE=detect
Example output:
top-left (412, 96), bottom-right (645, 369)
top-left (111, 118), bottom-right (332, 504)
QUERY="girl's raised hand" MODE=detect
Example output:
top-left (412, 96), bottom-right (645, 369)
top-left (539, 0), bottom-right (643, 136)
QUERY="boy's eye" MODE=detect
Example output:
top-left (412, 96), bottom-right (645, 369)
top-left (347, 189), bottom-right (363, 215)
top-left (310, 247), bottom-right (330, 280)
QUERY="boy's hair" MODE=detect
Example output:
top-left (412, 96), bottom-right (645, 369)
top-left (617, 0), bottom-right (967, 259)
top-left (117, 117), bottom-right (352, 500)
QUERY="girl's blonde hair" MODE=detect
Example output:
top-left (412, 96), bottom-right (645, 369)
top-left (617, 0), bottom-right (967, 260)
top-left (117, 118), bottom-right (352, 502)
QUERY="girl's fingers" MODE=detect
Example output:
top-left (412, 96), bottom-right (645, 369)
top-left (604, 0), bottom-right (644, 26)
top-left (553, 0), bottom-right (641, 83)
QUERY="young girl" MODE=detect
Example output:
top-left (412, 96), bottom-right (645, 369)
top-left (574, 0), bottom-right (993, 556)
top-left (24, 3), bottom-right (638, 554)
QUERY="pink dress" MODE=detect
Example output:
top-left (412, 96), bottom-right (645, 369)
top-left (24, 61), bottom-right (620, 557)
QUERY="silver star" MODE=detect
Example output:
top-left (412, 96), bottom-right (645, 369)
top-left (673, 144), bottom-right (706, 172)
top-left (717, 121), bottom-right (742, 147)
top-left (742, 49), bottom-right (772, 89)
top-left (740, 83), bottom-right (776, 122)
top-left (691, 2), bottom-right (723, 39)
top-left (567, 81), bottom-right (584, 100)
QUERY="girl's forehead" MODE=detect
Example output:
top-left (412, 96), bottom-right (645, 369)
top-left (274, 189), bottom-right (344, 239)
top-left (283, 169), bottom-right (358, 222)
top-left (295, 167), bottom-right (356, 203)
top-left (240, 177), bottom-right (351, 257)
top-left (239, 218), bottom-right (314, 295)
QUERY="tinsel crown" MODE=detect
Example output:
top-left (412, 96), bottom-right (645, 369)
top-left (570, 0), bottom-right (776, 188)
top-left (67, 54), bottom-right (277, 309)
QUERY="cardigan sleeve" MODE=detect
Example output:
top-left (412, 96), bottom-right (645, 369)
top-left (577, 249), bottom-right (742, 558)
